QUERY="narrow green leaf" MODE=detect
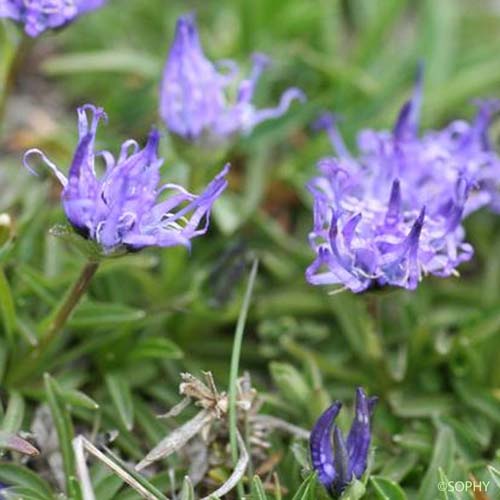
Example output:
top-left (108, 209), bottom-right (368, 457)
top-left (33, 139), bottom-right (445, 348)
top-left (0, 22), bottom-right (21, 119)
top-left (15, 265), bottom-right (57, 307)
top-left (126, 337), bottom-right (183, 361)
top-left (68, 476), bottom-right (84, 500)
top-left (0, 267), bottom-right (16, 345)
top-left (388, 391), bottom-right (453, 418)
top-left (417, 426), bottom-right (456, 500)
top-left (487, 464), bottom-right (500, 488)
top-left (105, 372), bottom-right (134, 431)
top-left (459, 310), bottom-right (500, 345)
top-left (251, 475), bottom-right (268, 500)
top-left (329, 294), bottom-right (382, 362)
top-left (340, 478), bottom-right (366, 500)
top-left (0, 339), bottom-right (6, 385)
top-left (44, 373), bottom-right (77, 495)
top-left (437, 468), bottom-right (454, 500)
top-left (133, 397), bottom-right (166, 447)
top-left (291, 472), bottom-right (317, 500)
top-left (41, 50), bottom-right (160, 77)
top-left (70, 301), bottom-right (145, 329)
top-left (92, 470), bottom-right (123, 500)
top-left (180, 476), bottom-right (195, 500)
top-left (0, 463), bottom-right (53, 497)
top-left (370, 476), bottom-right (407, 500)
top-left (1, 486), bottom-right (52, 500)
top-left (1, 391), bottom-right (24, 434)
top-left (228, 259), bottom-right (259, 499)
top-left (380, 452), bottom-right (419, 483)
top-left (58, 388), bottom-right (100, 411)
top-left (353, 0), bottom-right (406, 66)
top-left (97, 445), bottom-right (169, 500)
top-left (270, 362), bottom-right (310, 407)
top-left (454, 380), bottom-right (500, 425)
top-left (421, 0), bottom-right (457, 86)
top-left (291, 442), bottom-right (310, 469)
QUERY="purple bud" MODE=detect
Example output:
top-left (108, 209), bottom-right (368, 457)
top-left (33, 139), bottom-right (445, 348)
top-left (310, 388), bottom-right (377, 496)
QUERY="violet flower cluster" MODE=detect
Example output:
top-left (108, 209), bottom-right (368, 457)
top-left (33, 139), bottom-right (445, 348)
top-left (0, 0), bottom-right (105, 37)
top-left (160, 14), bottom-right (305, 143)
top-left (306, 73), bottom-right (500, 293)
top-left (24, 105), bottom-right (228, 254)
top-left (310, 388), bottom-right (377, 496)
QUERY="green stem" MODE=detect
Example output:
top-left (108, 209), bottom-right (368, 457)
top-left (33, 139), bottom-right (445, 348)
top-left (8, 261), bottom-right (99, 385)
top-left (228, 259), bottom-right (258, 499)
top-left (40, 261), bottom-right (99, 349)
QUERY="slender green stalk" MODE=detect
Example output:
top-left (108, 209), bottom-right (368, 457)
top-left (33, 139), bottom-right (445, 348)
top-left (39, 262), bottom-right (99, 349)
top-left (8, 261), bottom-right (99, 385)
top-left (228, 258), bottom-right (258, 499)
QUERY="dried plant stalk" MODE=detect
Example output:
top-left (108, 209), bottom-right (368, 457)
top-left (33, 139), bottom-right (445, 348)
top-left (73, 435), bottom-right (169, 500)
top-left (136, 409), bottom-right (212, 471)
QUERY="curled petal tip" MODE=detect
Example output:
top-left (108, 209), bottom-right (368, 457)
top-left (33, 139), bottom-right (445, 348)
top-left (23, 149), bottom-right (68, 187)
top-left (78, 103), bottom-right (107, 120)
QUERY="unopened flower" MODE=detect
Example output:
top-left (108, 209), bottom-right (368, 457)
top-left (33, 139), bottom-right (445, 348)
top-left (0, 0), bottom-right (105, 37)
top-left (24, 104), bottom-right (228, 254)
top-left (310, 388), bottom-right (377, 497)
top-left (307, 71), bottom-right (500, 292)
top-left (160, 13), bottom-right (305, 143)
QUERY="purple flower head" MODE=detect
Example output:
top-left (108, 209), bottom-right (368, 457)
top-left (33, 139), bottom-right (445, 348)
top-left (24, 104), bottom-right (228, 255)
top-left (0, 0), bottom-right (105, 37)
top-left (310, 388), bottom-right (377, 496)
top-left (160, 13), bottom-right (305, 142)
top-left (307, 70), bottom-right (500, 293)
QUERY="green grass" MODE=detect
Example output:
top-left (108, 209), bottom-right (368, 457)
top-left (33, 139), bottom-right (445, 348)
top-left (1, 0), bottom-right (500, 498)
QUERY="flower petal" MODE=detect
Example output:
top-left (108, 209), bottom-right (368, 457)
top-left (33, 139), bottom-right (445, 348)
top-left (310, 402), bottom-right (342, 490)
top-left (346, 388), bottom-right (377, 479)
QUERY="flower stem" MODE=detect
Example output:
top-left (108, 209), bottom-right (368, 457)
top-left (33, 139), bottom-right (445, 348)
top-left (228, 258), bottom-right (258, 499)
top-left (41, 261), bottom-right (99, 348)
top-left (8, 261), bottom-right (99, 385)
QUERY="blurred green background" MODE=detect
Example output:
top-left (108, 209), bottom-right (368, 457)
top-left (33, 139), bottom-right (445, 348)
top-left (1, 0), bottom-right (500, 498)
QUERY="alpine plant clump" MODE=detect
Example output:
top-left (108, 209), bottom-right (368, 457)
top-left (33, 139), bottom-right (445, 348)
top-left (306, 70), bottom-right (500, 293)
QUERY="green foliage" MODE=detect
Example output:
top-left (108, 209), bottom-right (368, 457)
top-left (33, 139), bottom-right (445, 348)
top-left (0, 0), bottom-right (499, 498)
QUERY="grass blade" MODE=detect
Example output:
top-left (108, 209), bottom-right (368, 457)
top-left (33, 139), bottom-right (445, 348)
top-left (228, 259), bottom-right (259, 498)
